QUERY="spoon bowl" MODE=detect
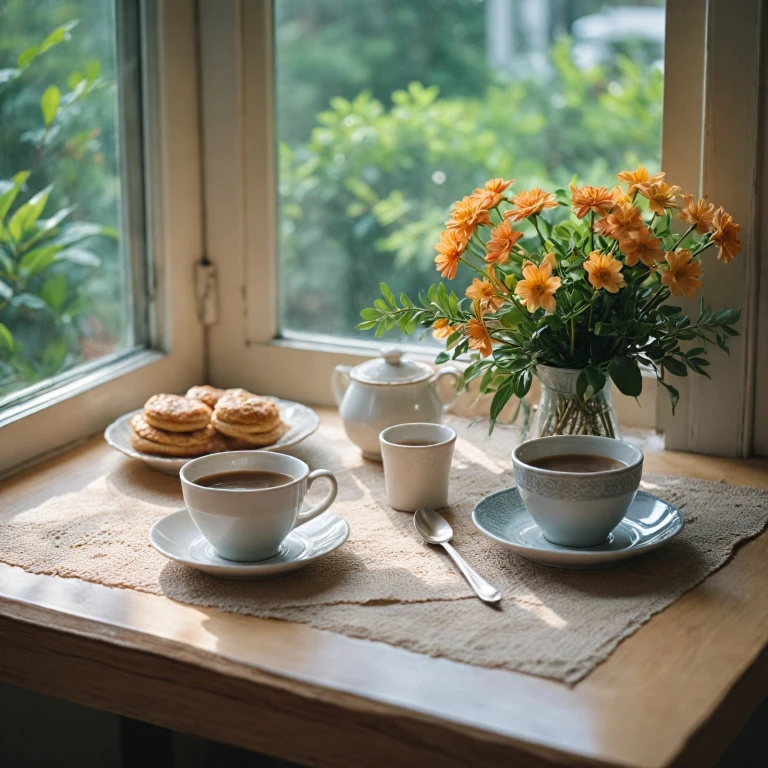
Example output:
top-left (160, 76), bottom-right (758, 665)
top-left (414, 507), bottom-right (453, 544)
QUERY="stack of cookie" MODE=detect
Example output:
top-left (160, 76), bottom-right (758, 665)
top-left (129, 394), bottom-right (214, 458)
top-left (211, 389), bottom-right (288, 448)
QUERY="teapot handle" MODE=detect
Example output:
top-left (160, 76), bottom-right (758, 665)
top-left (332, 364), bottom-right (353, 407)
top-left (434, 366), bottom-right (463, 410)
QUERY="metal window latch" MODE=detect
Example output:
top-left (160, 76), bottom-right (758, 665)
top-left (195, 260), bottom-right (219, 326)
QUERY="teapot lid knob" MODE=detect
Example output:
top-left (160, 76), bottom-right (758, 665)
top-left (381, 346), bottom-right (403, 365)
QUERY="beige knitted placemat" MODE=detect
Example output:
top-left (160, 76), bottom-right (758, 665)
top-left (2, 416), bottom-right (768, 684)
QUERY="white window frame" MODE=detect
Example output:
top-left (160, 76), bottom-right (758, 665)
top-left (0, 0), bottom-right (205, 473)
top-left (201, 0), bottom-right (661, 428)
top-left (202, 0), bottom-right (765, 456)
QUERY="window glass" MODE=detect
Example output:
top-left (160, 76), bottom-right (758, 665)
top-left (0, 0), bottom-right (145, 403)
top-left (275, 0), bottom-right (665, 340)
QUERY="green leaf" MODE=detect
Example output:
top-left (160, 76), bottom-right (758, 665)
top-left (41, 85), bottom-right (60, 126)
top-left (0, 280), bottom-right (12, 301)
top-left (0, 323), bottom-right (14, 350)
top-left (41, 338), bottom-right (67, 371)
top-left (658, 379), bottom-right (680, 415)
top-left (0, 171), bottom-right (31, 221)
top-left (379, 282), bottom-right (396, 307)
top-left (585, 365), bottom-right (606, 393)
top-left (19, 244), bottom-right (61, 276)
top-left (355, 320), bottom-right (377, 330)
top-left (489, 379), bottom-right (515, 430)
top-left (17, 44), bottom-right (41, 70)
top-left (514, 369), bottom-right (532, 398)
top-left (8, 184), bottom-right (54, 242)
top-left (608, 355), bottom-right (643, 397)
top-left (434, 351), bottom-right (450, 364)
top-left (38, 21), bottom-right (79, 57)
top-left (662, 357), bottom-right (687, 377)
top-left (576, 370), bottom-right (589, 399)
top-left (11, 293), bottom-right (49, 312)
top-left (40, 275), bottom-right (67, 310)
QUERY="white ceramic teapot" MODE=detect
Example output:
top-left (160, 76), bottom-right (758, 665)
top-left (332, 347), bottom-right (462, 460)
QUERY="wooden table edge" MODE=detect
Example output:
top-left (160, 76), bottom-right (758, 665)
top-left (0, 587), bottom-right (616, 768)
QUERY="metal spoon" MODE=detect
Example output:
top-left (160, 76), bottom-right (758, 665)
top-left (413, 508), bottom-right (501, 603)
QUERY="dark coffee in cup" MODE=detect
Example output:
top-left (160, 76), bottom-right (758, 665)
top-left (195, 470), bottom-right (293, 490)
top-left (527, 454), bottom-right (626, 473)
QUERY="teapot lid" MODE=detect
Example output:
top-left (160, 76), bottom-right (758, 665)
top-left (351, 347), bottom-right (434, 386)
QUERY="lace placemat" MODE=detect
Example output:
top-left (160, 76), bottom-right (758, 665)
top-left (2, 416), bottom-right (767, 683)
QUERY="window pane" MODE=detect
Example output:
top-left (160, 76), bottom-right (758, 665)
top-left (275, 0), bottom-right (665, 340)
top-left (0, 0), bottom-right (145, 403)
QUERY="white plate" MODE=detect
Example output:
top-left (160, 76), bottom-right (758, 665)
top-left (472, 487), bottom-right (684, 569)
top-left (149, 509), bottom-right (349, 579)
top-left (104, 397), bottom-right (320, 475)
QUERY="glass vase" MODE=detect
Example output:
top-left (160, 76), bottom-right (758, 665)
top-left (528, 364), bottom-right (621, 440)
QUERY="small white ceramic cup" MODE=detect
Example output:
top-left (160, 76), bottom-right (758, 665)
top-left (379, 423), bottom-right (457, 512)
top-left (512, 435), bottom-right (643, 548)
top-left (180, 451), bottom-right (338, 562)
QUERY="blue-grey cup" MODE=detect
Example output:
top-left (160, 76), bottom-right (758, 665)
top-left (512, 435), bottom-right (643, 548)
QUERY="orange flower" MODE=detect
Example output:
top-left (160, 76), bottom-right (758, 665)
top-left (434, 229), bottom-right (466, 280)
top-left (485, 219), bottom-right (523, 265)
top-left (466, 278), bottom-right (503, 313)
top-left (661, 249), bottom-right (704, 298)
top-left (505, 188), bottom-right (558, 222)
top-left (569, 183), bottom-right (614, 219)
top-left (610, 185), bottom-right (632, 205)
top-left (583, 251), bottom-right (627, 293)
top-left (446, 195), bottom-right (491, 241)
top-left (637, 181), bottom-right (681, 216)
top-left (432, 318), bottom-right (460, 341)
top-left (514, 260), bottom-right (561, 313)
top-left (619, 226), bottom-right (664, 267)
top-left (596, 203), bottom-right (645, 240)
top-left (542, 251), bottom-right (557, 270)
top-left (677, 194), bottom-right (715, 234)
top-left (466, 301), bottom-right (493, 357)
top-left (472, 177), bottom-right (514, 209)
top-left (711, 207), bottom-right (742, 263)
top-left (616, 164), bottom-right (665, 194)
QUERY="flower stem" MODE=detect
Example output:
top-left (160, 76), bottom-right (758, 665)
top-left (670, 223), bottom-right (696, 251)
top-left (639, 283), bottom-right (666, 314)
top-left (589, 210), bottom-right (594, 252)
top-left (570, 316), bottom-right (575, 357)
top-left (531, 215), bottom-right (548, 252)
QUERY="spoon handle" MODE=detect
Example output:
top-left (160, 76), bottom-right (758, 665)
top-left (441, 542), bottom-right (501, 603)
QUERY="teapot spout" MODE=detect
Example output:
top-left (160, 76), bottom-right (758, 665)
top-left (331, 364), bottom-right (353, 407)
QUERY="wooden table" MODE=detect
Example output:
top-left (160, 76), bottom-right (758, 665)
top-left (2, 411), bottom-right (768, 768)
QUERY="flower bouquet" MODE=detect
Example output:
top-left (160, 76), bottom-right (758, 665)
top-left (358, 167), bottom-right (741, 438)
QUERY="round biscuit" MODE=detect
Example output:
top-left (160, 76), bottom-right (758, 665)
top-left (129, 429), bottom-right (209, 458)
top-left (130, 414), bottom-right (211, 449)
top-left (144, 393), bottom-right (211, 432)
top-left (212, 415), bottom-right (287, 446)
top-left (214, 392), bottom-right (281, 430)
top-left (186, 385), bottom-right (225, 409)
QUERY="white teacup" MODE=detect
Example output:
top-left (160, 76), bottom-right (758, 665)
top-left (512, 435), bottom-right (643, 548)
top-left (180, 451), bottom-right (338, 562)
top-left (379, 423), bottom-right (457, 511)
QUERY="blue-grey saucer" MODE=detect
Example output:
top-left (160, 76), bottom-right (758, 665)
top-left (472, 487), bottom-right (684, 569)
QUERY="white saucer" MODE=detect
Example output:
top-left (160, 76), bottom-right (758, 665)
top-left (105, 397), bottom-right (320, 475)
top-left (472, 487), bottom-right (684, 569)
top-left (149, 509), bottom-right (349, 579)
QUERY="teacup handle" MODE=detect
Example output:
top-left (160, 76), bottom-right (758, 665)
top-left (295, 469), bottom-right (339, 527)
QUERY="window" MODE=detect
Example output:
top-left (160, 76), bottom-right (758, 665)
top-left (0, 0), bottom-right (148, 406)
top-left (0, 0), bottom-right (204, 472)
top-left (274, 0), bottom-right (666, 342)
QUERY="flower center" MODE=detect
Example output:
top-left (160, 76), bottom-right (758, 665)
top-left (597, 268), bottom-right (612, 281)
